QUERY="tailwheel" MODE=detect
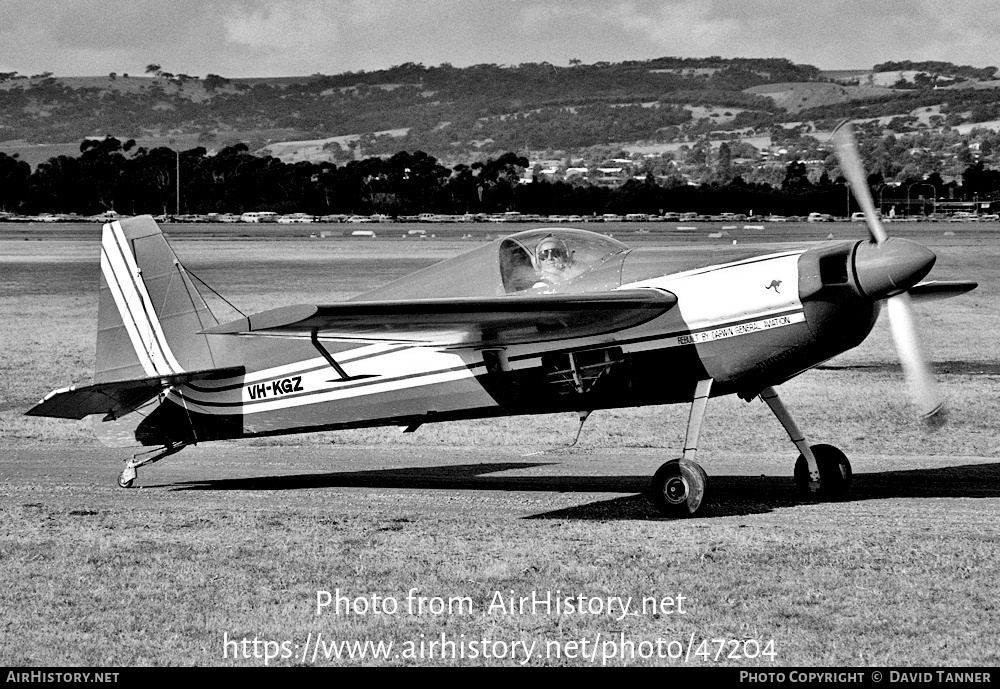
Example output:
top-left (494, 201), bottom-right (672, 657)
top-left (115, 443), bottom-right (187, 489)
top-left (794, 444), bottom-right (851, 501)
top-left (118, 466), bottom-right (137, 489)
top-left (649, 459), bottom-right (708, 517)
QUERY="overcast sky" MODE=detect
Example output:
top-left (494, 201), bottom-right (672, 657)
top-left (2, 0), bottom-right (999, 78)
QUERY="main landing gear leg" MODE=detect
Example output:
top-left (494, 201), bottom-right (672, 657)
top-left (759, 386), bottom-right (851, 501)
top-left (649, 379), bottom-right (711, 517)
top-left (118, 443), bottom-right (187, 488)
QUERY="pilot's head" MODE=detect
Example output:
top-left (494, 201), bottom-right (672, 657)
top-left (535, 236), bottom-right (571, 269)
top-left (534, 236), bottom-right (573, 286)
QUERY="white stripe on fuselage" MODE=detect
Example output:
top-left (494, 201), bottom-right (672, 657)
top-left (168, 345), bottom-right (476, 413)
top-left (189, 342), bottom-right (403, 389)
top-left (169, 250), bottom-right (808, 415)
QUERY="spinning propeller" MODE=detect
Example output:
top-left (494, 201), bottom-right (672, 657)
top-left (832, 120), bottom-right (946, 423)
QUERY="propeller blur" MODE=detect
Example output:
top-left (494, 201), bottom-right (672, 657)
top-left (834, 119), bottom-right (947, 421)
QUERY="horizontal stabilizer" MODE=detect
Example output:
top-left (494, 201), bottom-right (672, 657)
top-left (200, 290), bottom-right (677, 347)
top-left (908, 280), bottom-right (978, 302)
top-left (26, 365), bottom-right (245, 420)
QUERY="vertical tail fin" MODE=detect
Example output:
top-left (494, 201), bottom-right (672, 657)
top-left (97, 215), bottom-right (220, 382)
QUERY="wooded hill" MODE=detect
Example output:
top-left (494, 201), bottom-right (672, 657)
top-left (3, 57), bottom-right (999, 167)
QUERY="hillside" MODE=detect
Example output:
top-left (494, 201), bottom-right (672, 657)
top-left (2, 58), bottom-right (1000, 172)
top-left (744, 81), bottom-right (898, 113)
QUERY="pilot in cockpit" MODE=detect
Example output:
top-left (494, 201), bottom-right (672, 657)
top-left (533, 236), bottom-right (574, 287)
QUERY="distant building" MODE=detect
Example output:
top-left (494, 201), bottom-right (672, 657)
top-left (594, 167), bottom-right (627, 187)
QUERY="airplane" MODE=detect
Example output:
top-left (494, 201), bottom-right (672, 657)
top-left (27, 122), bottom-right (978, 517)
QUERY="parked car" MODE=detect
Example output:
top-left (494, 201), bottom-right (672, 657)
top-left (240, 211), bottom-right (278, 223)
top-left (807, 212), bottom-right (833, 222)
top-left (277, 213), bottom-right (315, 224)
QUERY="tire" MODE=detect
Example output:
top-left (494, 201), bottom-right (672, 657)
top-left (649, 459), bottom-right (708, 517)
top-left (794, 444), bottom-right (851, 500)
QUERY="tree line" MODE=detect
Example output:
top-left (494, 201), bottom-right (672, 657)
top-left (0, 138), bottom-right (997, 218)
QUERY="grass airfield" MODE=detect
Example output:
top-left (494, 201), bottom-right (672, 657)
top-left (2, 221), bottom-right (1000, 667)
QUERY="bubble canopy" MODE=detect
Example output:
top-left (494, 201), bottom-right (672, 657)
top-left (499, 228), bottom-right (630, 293)
top-left (355, 227), bottom-right (632, 301)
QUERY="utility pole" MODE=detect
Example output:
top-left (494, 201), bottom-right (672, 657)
top-left (175, 149), bottom-right (181, 215)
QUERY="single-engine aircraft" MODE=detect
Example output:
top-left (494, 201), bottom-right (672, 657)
top-left (28, 122), bottom-right (978, 516)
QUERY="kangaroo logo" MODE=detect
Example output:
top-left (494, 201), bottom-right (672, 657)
top-left (766, 279), bottom-right (782, 293)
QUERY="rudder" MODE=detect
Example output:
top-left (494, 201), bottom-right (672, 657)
top-left (96, 215), bottom-right (220, 382)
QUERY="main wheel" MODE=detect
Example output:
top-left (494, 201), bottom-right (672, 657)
top-left (649, 459), bottom-right (708, 517)
top-left (794, 444), bottom-right (851, 500)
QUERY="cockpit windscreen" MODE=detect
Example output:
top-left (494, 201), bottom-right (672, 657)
top-left (499, 228), bottom-right (629, 293)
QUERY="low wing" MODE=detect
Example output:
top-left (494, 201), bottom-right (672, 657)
top-left (201, 289), bottom-right (677, 347)
top-left (908, 280), bottom-right (978, 302)
top-left (26, 365), bottom-right (245, 420)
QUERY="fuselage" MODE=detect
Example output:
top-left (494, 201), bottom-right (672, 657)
top-left (136, 238), bottom-right (881, 447)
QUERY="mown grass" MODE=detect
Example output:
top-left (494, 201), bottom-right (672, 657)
top-left (2, 225), bottom-right (1000, 667)
top-left (3, 470), bottom-right (999, 666)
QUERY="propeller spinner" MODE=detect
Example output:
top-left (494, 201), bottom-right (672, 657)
top-left (832, 120), bottom-right (946, 423)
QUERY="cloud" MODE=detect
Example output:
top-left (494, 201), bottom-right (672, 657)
top-left (1, 0), bottom-right (1000, 76)
top-left (591, 0), bottom-right (1000, 68)
top-left (224, 2), bottom-right (338, 49)
top-left (49, 0), bottom-right (215, 49)
top-left (219, 0), bottom-right (467, 74)
top-left (0, 0), bottom-right (237, 74)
